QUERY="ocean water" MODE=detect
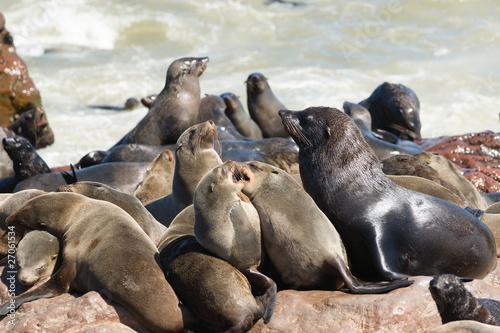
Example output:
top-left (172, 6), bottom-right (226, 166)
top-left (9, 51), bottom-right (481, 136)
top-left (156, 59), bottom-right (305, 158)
top-left (3, 0), bottom-right (500, 167)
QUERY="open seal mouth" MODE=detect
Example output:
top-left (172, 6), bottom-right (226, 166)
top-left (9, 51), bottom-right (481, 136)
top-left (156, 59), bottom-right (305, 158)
top-left (232, 166), bottom-right (250, 183)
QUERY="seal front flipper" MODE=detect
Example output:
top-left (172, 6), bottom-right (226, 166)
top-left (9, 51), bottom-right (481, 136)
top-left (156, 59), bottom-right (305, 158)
top-left (243, 268), bottom-right (277, 323)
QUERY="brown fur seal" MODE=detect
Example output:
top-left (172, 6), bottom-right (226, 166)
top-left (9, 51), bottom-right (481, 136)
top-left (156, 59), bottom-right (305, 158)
top-left (193, 161), bottom-right (276, 322)
top-left (102, 143), bottom-right (175, 164)
top-left (112, 57), bottom-right (208, 147)
top-left (134, 149), bottom-right (175, 205)
top-left (0, 192), bottom-right (198, 332)
top-left (246, 73), bottom-right (289, 138)
top-left (158, 206), bottom-right (267, 332)
top-left (146, 121), bottom-right (222, 227)
top-left (279, 106), bottom-right (496, 281)
top-left (87, 97), bottom-right (139, 111)
top-left (16, 230), bottom-right (60, 286)
top-left (430, 274), bottom-right (500, 326)
top-left (232, 160), bottom-right (413, 293)
top-left (57, 181), bottom-right (167, 246)
top-left (359, 82), bottom-right (421, 141)
top-left (221, 92), bottom-right (263, 140)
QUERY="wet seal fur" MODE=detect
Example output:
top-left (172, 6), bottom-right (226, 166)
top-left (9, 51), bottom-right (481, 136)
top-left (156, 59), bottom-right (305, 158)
top-left (232, 160), bottom-right (413, 293)
top-left (0, 192), bottom-right (197, 332)
top-left (430, 274), bottom-right (500, 326)
top-left (159, 206), bottom-right (267, 332)
top-left (279, 106), bottom-right (496, 281)
top-left (194, 161), bottom-right (276, 322)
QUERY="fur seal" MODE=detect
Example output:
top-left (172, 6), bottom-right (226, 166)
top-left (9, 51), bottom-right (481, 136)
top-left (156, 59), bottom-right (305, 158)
top-left (246, 73), bottom-right (289, 138)
top-left (279, 106), bottom-right (496, 281)
top-left (87, 97), bottom-right (139, 111)
top-left (0, 192), bottom-right (197, 332)
top-left (112, 57), bottom-right (208, 147)
top-left (193, 161), bottom-right (276, 322)
top-left (16, 230), bottom-right (60, 286)
top-left (232, 160), bottom-right (413, 292)
top-left (134, 149), bottom-right (175, 205)
top-left (359, 82), bottom-right (421, 141)
top-left (75, 150), bottom-right (108, 168)
top-left (7, 106), bottom-right (54, 149)
top-left (57, 181), bottom-right (167, 246)
top-left (158, 206), bottom-right (267, 331)
top-left (430, 274), bottom-right (500, 326)
top-left (14, 161), bottom-right (148, 194)
top-left (221, 92), bottom-right (263, 140)
top-left (0, 128), bottom-right (14, 179)
top-left (102, 143), bottom-right (175, 164)
top-left (146, 121), bottom-right (222, 227)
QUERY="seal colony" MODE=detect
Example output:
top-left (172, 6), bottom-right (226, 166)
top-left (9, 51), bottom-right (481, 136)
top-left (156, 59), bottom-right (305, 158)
top-left (0, 53), bottom-right (500, 332)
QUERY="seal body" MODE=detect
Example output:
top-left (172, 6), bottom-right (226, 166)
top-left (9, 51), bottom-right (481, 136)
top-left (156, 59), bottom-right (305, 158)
top-left (1, 192), bottom-right (194, 332)
top-left (146, 121), bottom-right (222, 227)
top-left (158, 206), bottom-right (266, 332)
top-left (246, 73), bottom-right (289, 138)
top-left (3, 136), bottom-right (51, 182)
top-left (112, 57), bottom-right (209, 147)
top-left (221, 92), bottom-right (263, 140)
top-left (233, 161), bottom-right (412, 293)
top-left (280, 107), bottom-right (496, 281)
top-left (16, 230), bottom-right (60, 286)
top-left (430, 274), bottom-right (500, 326)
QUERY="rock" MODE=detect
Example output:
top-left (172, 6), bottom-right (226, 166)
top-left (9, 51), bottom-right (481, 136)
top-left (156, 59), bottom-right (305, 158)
top-left (1, 261), bottom-right (500, 332)
top-left (424, 320), bottom-right (500, 333)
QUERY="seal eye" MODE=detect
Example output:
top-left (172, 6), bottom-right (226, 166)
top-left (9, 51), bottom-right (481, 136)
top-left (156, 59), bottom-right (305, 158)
top-left (271, 170), bottom-right (279, 174)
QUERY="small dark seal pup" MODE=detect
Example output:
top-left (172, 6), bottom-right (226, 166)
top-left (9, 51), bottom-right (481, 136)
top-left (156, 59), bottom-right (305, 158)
top-left (430, 274), bottom-right (500, 326)
top-left (246, 73), bottom-right (289, 138)
top-left (279, 107), bottom-right (496, 282)
top-left (112, 56), bottom-right (209, 147)
top-left (3, 135), bottom-right (51, 181)
top-left (360, 82), bottom-right (421, 141)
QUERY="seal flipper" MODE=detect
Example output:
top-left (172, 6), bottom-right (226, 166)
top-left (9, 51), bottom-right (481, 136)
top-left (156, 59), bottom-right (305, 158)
top-left (465, 206), bottom-right (485, 219)
top-left (0, 264), bottom-right (72, 315)
top-left (61, 164), bottom-right (77, 185)
top-left (242, 268), bottom-right (276, 323)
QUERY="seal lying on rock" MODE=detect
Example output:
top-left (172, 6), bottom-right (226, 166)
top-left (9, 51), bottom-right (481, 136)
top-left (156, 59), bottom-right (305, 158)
top-left (279, 106), bottom-right (496, 281)
top-left (430, 274), bottom-right (500, 326)
top-left (0, 192), bottom-right (198, 332)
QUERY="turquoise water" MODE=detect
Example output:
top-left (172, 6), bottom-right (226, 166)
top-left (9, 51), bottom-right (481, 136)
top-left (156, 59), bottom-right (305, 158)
top-left (3, 0), bottom-right (499, 166)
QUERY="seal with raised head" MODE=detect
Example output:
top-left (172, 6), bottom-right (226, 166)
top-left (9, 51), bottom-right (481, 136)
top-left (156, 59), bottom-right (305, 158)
top-left (430, 274), bottom-right (500, 326)
top-left (146, 121), bottom-right (223, 227)
top-left (279, 106), bottom-right (496, 281)
top-left (0, 192), bottom-right (198, 332)
top-left (7, 106), bottom-right (54, 149)
top-left (246, 73), bottom-right (289, 138)
top-left (221, 92), bottom-right (263, 140)
top-left (232, 160), bottom-right (413, 292)
top-left (16, 230), bottom-right (60, 286)
top-left (193, 161), bottom-right (276, 321)
top-left (112, 56), bottom-right (209, 147)
top-left (158, 205), bottom-right (268, 332)
top-left (57, 181), bottom-right (167, 246)
top-left (359, 82), bottom-right (421, 141)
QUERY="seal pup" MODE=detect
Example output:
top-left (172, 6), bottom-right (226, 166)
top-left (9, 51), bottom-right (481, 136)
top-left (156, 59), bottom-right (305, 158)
top-left (159, 206), bottom-right (267, 332)
top-left (16, 230), bottom-right (60, 286)
top-left (57, 181), bottom-right (167, 246)
top-left (146, 121), bottom-right (222, 227)
top-left (221, 92), bottom-right (263, 140)
top-left (430, 274), bottom-right (500, 326)
top-left (0, 192), bottom-right (197, 332)
top-left (359, 82), bottom-right (421, 141)
top-left (112, 56), bottom-right (209, 147)
top-left (279, 107), bottom-right (496, 281)
top-left (193, 161), bottom-right (276, 321)
top-left (134, 149), bottom-right (175, 205)
top-left (232, 160), bottom-right (413, 292)
top-left (246, 73), bottom-right (290, 138)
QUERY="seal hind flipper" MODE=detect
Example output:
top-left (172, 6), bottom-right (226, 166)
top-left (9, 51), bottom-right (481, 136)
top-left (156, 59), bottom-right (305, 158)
top-left (242, 268), bottom-right (277, 323)
top-left (61, 164), bottom-right (77, 184)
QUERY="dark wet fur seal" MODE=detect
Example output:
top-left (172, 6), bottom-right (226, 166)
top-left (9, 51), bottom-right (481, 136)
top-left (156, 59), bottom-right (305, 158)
top-left (158, 206), bottom-right (267, 332)
top-left (112, 57), bottom-right (209, 147)
top-left (221, 92), bottom-right (263, 140)
top-left (86, 97), bottom-right (140, 111)
top-left (359, 82), bottom-right (421, 141)
top-left (233, 160), bottom-right (413, 293)
top-left (197, 94), bottom-right (252, 141)
top-left (246, 73), bottom-right (289, 138)
top-left (381, 154), bottom-right (470, 206)
top-left (75, 150), bottom-right (109, 168)
top-left (279, 106), bottom-right (496, 281)
top-left (430, 274), bottom-right (500, 326)
top-left (7, 107), bottom-right (54, 149)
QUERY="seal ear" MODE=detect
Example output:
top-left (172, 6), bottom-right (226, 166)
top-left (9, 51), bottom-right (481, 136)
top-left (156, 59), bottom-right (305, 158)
top-left (325, 127), bottom-right (331, 138)
top-left (51, 254), bottom-right (58, 260)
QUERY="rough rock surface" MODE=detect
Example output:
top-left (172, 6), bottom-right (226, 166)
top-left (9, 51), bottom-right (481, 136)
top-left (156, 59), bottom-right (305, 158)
top-left (1, 261), bottom-right (500, 332)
